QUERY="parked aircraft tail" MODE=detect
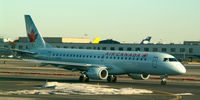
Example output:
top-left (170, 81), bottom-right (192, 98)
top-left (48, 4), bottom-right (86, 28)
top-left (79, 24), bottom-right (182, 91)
top-left (92, 37), bottom-right (101, 44)
top-left (140, 36), bottom-right (151, 44)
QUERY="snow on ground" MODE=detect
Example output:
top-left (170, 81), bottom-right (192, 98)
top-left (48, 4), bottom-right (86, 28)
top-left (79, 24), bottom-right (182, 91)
top-left (0, 82), bottom-right (153, 95)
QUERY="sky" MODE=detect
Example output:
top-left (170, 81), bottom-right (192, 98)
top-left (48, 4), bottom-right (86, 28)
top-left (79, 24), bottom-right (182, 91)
top-left (0, 0), bottom-right (200, 43)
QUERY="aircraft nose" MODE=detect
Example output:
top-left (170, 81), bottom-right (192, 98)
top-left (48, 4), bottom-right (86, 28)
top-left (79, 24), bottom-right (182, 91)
top-left (176, 63), bottom-right (186, 74)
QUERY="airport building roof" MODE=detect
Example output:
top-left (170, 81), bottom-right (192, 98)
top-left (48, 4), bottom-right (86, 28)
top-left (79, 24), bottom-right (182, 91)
top-left (184, 41), bottom-right (200, 45)
top-left (16, 37), bottom-right (91, 43)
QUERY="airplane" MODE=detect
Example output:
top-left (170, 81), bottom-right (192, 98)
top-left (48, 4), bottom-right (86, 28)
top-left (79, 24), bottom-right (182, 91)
top-left (14, 15), bottom-right (186, 85)
top-left (140, 36), bottom-right (151, 44)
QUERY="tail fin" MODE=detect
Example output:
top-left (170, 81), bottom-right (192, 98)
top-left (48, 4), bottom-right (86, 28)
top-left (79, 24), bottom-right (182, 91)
top-left (25, 15), bottom-right (46, 49)
top-left (140, 36), bottom-right (151, 44)
top-left (92, 37), bottom-right (101, 44)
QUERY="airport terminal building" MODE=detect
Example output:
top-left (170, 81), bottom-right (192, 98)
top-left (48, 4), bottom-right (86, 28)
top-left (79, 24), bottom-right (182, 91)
top-left (0, 37), bottom-right (200, 62)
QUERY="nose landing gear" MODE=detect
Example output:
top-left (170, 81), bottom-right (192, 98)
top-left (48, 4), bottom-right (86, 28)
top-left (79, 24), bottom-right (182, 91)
top-left (160, 75), bottom-right (168, 85)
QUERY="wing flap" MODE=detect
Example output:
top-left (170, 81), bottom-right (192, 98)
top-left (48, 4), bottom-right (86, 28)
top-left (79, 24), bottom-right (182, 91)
top-left (23, 59), bottom-right (105, 71)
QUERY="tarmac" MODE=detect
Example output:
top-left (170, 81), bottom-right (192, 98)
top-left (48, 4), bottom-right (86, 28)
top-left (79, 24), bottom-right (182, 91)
top-left (0, 59), bottom-right (200, 100)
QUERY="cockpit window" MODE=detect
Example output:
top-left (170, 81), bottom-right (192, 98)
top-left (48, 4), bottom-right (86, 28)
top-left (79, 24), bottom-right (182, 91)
top-left (169, 58), bottom-right (177, 62)
top-left (163, 58), bottom-right (168, 61)
top-left (163, 58), bottom-right (177, 62)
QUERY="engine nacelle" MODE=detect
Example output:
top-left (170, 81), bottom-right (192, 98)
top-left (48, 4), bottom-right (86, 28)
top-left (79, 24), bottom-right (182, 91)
top-left (128, 74), bottom-right (150, 80)
top-left (87, 67), bottom-right (108, 80)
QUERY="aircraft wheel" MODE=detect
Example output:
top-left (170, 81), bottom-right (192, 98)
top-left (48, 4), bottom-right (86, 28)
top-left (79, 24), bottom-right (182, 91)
top-left (112, 75), bottom-right (117, 82)
top-left (85, 77), bottom-right (89, 82)
top-left (107, 75), bottom-right (117, 82)
top-left (79, 74), bottom-right (89, 82)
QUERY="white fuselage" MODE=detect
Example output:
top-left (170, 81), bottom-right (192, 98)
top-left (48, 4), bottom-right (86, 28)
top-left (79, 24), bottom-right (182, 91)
top-left (31, 48), bottom-right (186, 76)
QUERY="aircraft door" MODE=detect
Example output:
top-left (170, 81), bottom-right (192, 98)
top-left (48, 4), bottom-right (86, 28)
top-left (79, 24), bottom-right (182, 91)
top-left (152, 57), bottom-right (158, 68)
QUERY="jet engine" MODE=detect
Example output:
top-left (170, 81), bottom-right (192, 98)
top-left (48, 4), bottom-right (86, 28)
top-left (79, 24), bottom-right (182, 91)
top-left (87, 67), bottom-right (108, 80)
top-left (128, 73), bottom-right (150, 80)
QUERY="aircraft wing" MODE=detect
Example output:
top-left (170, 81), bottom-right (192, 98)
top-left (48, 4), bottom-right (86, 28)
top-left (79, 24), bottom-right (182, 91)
top-left (11, 49), bottom-right (37, 55)
top-left (23, 59), bottom-right (106, 71)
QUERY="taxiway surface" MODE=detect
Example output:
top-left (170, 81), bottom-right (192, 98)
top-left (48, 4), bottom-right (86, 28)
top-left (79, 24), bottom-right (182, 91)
top-left (0, 59), bottom-right (200, 100)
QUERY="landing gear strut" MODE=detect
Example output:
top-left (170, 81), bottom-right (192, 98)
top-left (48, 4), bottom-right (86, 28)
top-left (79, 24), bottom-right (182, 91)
top-left (107, 75), bottom-right (117, 82)
top-left (79, 73), bottom-right (89, 82)
top-left (160, 75), bottom-right (168, 85)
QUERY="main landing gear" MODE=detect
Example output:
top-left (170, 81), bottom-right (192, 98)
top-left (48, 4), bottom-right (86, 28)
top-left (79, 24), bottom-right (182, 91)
top-left (107, 75), bottom-right (117, 82)
top-left (160, 75), bottom-right (168, 85)
top-left (79, 73), bottom-right (89, 82)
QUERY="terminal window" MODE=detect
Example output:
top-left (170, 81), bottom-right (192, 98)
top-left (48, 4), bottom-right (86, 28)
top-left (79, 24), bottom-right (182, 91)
top-left (110, 47), bottom-right (115, 50)
top-left (189, 48), bottom-right (193, 53)
top-left (11, 45), bottom-right (16, 49)
top-left (79, 47), bottom-right (83, 49)
top-left (144, 48), bottom-right (149, 51)
top-left (135, 48), bottom-right (140, 51)
top-left (170, 48), bottom-right (176, 52)
top-left (87, 47), bottom-right (91, 49)
top-left (102, 47), bottom-right (107, 50)
top-left (127, 47), bottom-right (132, 51)
top-left (71, 46), bottom-right (76, 49)
top-left (153, 48), bottom-right (158, 52)
top-left (162, 48), bottom-right (167, 52)
top-left (180, 48), bottom-right (185, 52)
top-left (18, 45), bottom-right (23, 49)
top-left (119, 47), bottom-right (123, 51)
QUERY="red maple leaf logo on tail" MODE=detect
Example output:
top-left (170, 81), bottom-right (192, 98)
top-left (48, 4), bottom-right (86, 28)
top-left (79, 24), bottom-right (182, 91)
top-left (28, 29), bottom-right (38, 42)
